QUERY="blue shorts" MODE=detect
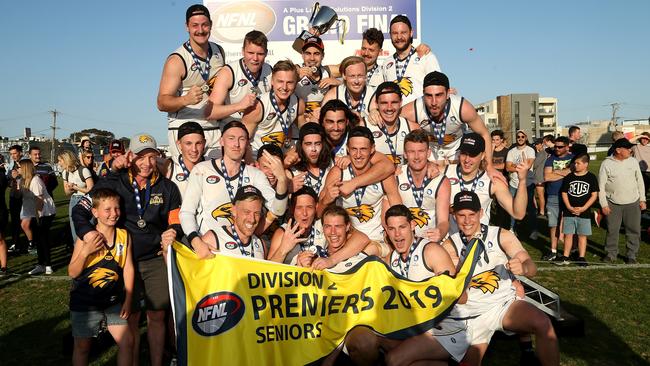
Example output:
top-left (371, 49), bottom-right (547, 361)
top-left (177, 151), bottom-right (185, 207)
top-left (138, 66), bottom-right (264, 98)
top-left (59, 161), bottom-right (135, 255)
top-left (562, 216), bottom-right (592, 236)
top-left (547, 195), bottom-right (560, 227)
top-left (70, 303), bottom-right (127, 338)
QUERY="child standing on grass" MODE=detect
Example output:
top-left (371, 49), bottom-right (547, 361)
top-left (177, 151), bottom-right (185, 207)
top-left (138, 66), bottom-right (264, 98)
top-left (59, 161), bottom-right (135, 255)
top-left (68, 188), bottom-right (134, 366)
top-left (558, 153), bottom-right (599, 266)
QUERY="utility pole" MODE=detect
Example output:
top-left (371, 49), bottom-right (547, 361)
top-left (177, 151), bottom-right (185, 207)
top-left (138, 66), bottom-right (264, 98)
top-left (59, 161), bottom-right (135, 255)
top-left (49, 109), bottom-right (58, 164)
top-left (606, 102), bottom-right (621, 129)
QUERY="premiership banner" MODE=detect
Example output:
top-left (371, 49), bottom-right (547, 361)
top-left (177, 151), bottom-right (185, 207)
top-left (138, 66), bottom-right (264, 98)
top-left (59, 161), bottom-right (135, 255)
top-left (204, 0), bottom-right (420, 65)
top-left (168, 239), bottom-right (481, 366)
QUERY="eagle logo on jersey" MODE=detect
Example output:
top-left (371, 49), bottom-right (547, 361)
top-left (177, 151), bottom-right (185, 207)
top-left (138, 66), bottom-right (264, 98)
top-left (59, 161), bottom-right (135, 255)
top-left (261, 131), bottom-right (286, 148)
top-left (393, 77), bottom-right (414, 98)
top-left (345, 204), bottom-right (375, 223)
top-left (387, 154), bottom-right (401, 165)
top-left (305, 101), bottom-right (320, 114)
top-left (211, 202), bottom-right (234, 223)
top-left (470, 270), bottom-right (500, 294)
top-left (88, 268), bottom-right (118, 288)
top-left (206, 75), bottom-right (218, 94)
top-left (409, 207), bottom-right (430, 228)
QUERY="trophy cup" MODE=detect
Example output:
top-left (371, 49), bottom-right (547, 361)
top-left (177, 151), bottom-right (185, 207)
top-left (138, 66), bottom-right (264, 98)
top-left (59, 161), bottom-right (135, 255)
top-left (292, 2), bottom-right (347, 52)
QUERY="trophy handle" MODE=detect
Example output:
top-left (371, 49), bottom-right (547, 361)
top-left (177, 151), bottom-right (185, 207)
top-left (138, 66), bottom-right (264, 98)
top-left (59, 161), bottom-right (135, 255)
top-left (336, 19), bottom-right (347, 44)
top-left (310, 2), bottom-right (320, 22)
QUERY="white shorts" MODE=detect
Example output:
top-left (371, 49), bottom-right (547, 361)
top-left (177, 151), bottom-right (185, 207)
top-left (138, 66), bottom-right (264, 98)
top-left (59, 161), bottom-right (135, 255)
top-left (167, 124), bottom-right (222, 160)
top-left (427, 318), bottom-right (470, 362)
top-left (466, 297), bottom-right (517, 345)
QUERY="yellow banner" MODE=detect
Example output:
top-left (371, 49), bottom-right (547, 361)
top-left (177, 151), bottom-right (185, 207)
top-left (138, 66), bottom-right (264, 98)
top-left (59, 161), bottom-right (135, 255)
top-left (169, 239), bottom-right (481, 366)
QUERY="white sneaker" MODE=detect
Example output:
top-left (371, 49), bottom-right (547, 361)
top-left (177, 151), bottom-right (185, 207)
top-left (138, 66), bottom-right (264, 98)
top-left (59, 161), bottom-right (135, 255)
top-left (45, 266), bottom-right (53, 275)
top-left (28, 265), bottom-right (45, 275)
top-left (529, 231), bottom-right (539, 240)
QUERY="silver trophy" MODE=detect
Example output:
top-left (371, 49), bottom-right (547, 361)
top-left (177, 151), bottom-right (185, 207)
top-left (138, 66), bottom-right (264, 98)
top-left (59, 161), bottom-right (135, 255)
top-left (292, 2), bottom-right (347, 52)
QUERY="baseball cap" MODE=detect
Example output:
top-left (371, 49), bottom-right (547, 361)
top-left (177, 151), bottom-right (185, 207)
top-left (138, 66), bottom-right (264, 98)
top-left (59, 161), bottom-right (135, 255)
top-left (453, 191), bottom-right (481, 212)
top-left (177, 121), bottom-right (205, 140)
top-left (375, 81), bottom-right (402, 99)
top-left (516, 129), bottom-right (528, 137)
top-left (129, 133), bottom-right (157, 154)
top-left (459, 133), bottom-right (485, 157)
top-left (423, 71), bottom-right (450, 89)
top-left (302, 37), bottom-right (324, 51)
top-left (612, 138), bottom-right (635, 149)
top-left (186, 4), bottom-right (211, 22)
top-left (109, 139), bottom-right (124, 153)
top-left (234, 185), bottom-right (265, 203)
top-left (80, 136), bottom-right (92, 144)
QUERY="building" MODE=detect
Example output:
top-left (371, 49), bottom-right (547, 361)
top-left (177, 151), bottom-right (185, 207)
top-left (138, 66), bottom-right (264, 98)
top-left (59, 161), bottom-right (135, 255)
top-left (476, 94), bottom-right (558, 143)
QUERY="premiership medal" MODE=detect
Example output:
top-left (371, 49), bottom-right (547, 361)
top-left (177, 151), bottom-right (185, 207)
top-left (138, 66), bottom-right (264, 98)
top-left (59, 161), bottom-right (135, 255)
top-left (137, 219), bottom-right (147, 229)
top-left (310, 66), bottom-right (318, 74)
top-left (251, 86), bottom-right (261, 96)
top-left (132, 178), bottom-right (151, 230)
top-left (201, 84), bottom-right (210, 93)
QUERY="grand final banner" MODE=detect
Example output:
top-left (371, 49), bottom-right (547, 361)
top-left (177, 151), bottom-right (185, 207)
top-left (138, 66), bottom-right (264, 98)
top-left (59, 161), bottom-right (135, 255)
top-left (203, 0), bottom-right (420, 65)
top-left (168, 240), bottom-right (481, 365)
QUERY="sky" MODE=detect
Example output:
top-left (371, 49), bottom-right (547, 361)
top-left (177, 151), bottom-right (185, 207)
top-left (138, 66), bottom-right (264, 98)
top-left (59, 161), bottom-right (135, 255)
top-left (1, 0), bottom-right (649, 144)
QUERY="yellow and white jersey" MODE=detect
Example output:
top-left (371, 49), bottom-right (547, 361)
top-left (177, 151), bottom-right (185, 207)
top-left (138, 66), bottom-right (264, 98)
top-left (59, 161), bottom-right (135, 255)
top-left (381, 51), bottom-right (441, 104)
top-left (366, 117), bottom-right (412, 165)
top-left (179, 159), bottom-right (287, 236)
top-left (289, 165), bottom-right (332, 197)
top-left (366, 64), bottom-right (384, 89)
top-left (211, 224), bottom-right (265, 259)
top-left (168, 42), bottom-right (226, 127)
top-left (333, 84), bottom-right (376, 115)
top-left (338, 167), bottom-right (386, 242)
top-left (295, 66), bottom-right (331, 115)
top-left (389, 238), bottom-right (434, 280)
top-left (413, 94), bottom-right (467, 161)
top-left (396, 168), bottom-right (446, 238)
top-left (168, 155), bottom-right (206, 199)
top-left (448, 225), bottom-right (516, 318)
top-left (327, 252), bottom-right (368, 274)
top-left (253, 92), bottom-right (299, 154)
top-left (222, 59), bottom-right (273, 123)
top-left (445, 164), bottom-right (493, 234)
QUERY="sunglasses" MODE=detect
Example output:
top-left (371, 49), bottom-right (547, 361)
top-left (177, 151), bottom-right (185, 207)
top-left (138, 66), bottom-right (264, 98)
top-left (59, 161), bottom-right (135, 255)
top-left (517, 135), bottom-right (526, 139)
top-left (554, 145), bottom-right (566, 149)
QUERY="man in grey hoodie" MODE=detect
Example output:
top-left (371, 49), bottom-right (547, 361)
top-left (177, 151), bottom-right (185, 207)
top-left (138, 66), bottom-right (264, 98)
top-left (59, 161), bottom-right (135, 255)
top-left (599, 138), bottom-right (646, 264)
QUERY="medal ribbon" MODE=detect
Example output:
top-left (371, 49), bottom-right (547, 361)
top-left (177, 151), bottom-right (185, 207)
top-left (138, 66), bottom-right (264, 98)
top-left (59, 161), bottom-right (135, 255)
top-left (230, 224), bottom-right (254, 258)
top-left (299, 227), bottom-right (316, 252)
top-left (132, 178), bottom-right (151, 221)
top-left (424, 99), bottom-right (451, 146)
top-left (345, 86), bottom-right (367, 113)
top-left (348, 165), bottom-right (367, 210)
top-left (241, 59), bottom-right (261, 88)
top-left (394, 47), bottom-right (416, 81)
top-left (378, 122), bottom-right (399, 164)
top-left (270, 90), bottom-right (290, 143)
top-left (185, 41), bottom-right (212, 81)
top-left (178, 155), bottom-right (191, 179)
top-left (221, 159), bottom-right (246, 202)
top-left (398, 239), bottom-right (419, 277)
top-left (366, 64), bottom-right (379, 84)
top-left (457, 165), bottom-right (479, 193)
top-left (407, 168), bottom-right (431, 207)
top-left (459, 224), bottom-right (489, 264)
top-left (307, 168), bottom-right (325, 194)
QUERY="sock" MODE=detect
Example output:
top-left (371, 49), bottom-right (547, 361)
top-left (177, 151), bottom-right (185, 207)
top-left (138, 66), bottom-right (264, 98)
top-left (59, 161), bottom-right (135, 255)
top-left (551, 249), bottom-right (557, 253)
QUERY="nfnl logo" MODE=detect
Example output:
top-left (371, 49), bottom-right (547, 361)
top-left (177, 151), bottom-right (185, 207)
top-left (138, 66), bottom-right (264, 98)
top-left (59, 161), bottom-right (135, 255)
top-left (212, 2), bottom-right (276, 43)
top-left (192, 292), bottom-right (245, 337)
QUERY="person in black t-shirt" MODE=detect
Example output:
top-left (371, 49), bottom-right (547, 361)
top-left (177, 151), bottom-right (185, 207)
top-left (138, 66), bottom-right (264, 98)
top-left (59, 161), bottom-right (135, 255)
top-left (490, 130), bottom-right (511, 229)
top-left (558, 153), bottom-right (599, 266)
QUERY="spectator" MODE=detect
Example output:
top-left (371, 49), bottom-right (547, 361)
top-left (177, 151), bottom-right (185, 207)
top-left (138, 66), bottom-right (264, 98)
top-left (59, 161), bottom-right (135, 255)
top-left (20, 159), bottom-right (57, 275)
top-left (490, 129), bottom-right (511, 229)
top-left (607, 130), bottom-right (625, 156)
top-left (599, 138), bottom-right (646, 264)
top-left (58, 150), bottom-right (94, 244)
top-left (6, 145), bottom-right (24, 254)
top-left (29, 146), bottom-right (58, 197)
top-left (542, 136), bottom-right (574, 261)
top-left (631, 132), bottom-right (650, 199)
top-left (98, 139), bottom-right (125, 177)
top-left (558, 154), bottom-right (599, 266)
top-left (506, 130), bottom-right (536, 238)
top-left (532, 138), bottom-right (548, 217)
top-left (79, 136), bottom-right (92, 152)
top-left (78, 149), bottom-right (99, 184)
top-left (568, 125), bottom-right (588, 158)
top-left (68, 188), bottom-right (134, 366)
top-left (0, 156), bottom-right (8, 274)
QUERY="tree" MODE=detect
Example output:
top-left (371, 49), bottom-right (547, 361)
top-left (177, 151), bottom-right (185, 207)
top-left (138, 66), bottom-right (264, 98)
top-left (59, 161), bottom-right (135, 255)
top-left (69, 128), bottom-right (115, 148)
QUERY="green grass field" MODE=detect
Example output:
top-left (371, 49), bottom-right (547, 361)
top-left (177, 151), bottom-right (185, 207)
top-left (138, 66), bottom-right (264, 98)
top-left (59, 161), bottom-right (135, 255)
top-left (1, 154), bottom-right (649, 365)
